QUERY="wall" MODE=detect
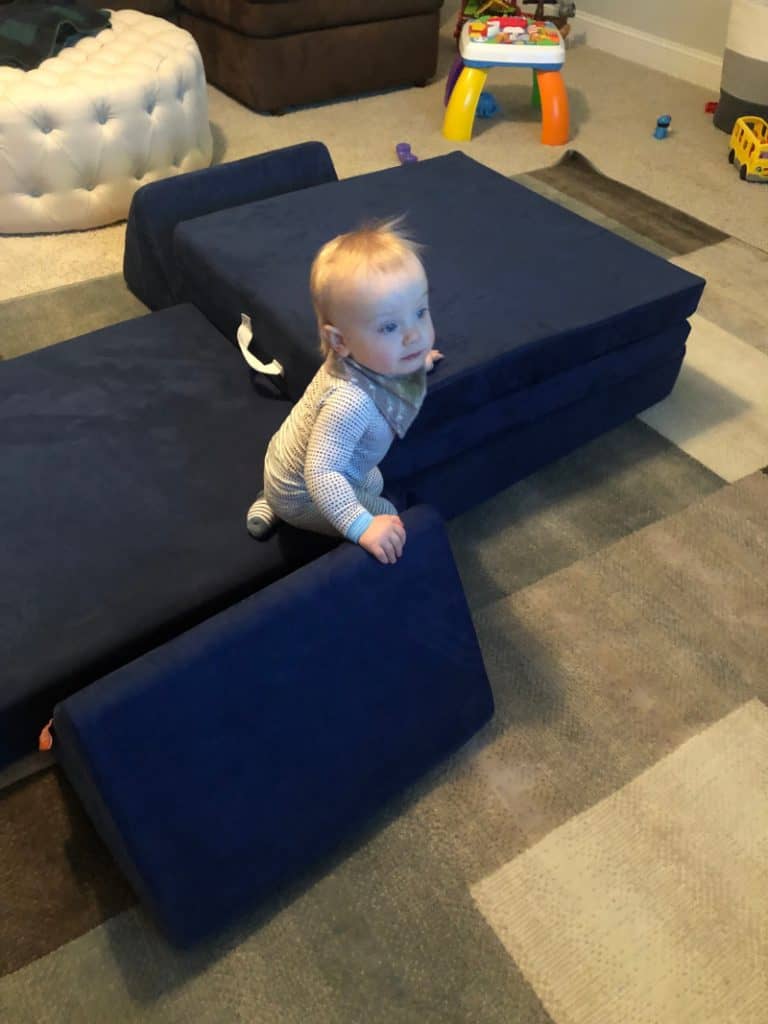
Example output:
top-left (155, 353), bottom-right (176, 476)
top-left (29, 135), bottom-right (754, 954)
top-left (577, 0), bottom-right (731, 55)
top-left (574, 0), bottom-right (732, 88)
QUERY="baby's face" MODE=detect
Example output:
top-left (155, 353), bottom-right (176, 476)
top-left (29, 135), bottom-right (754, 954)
top-left (326, 257), bottom-right (434, 376)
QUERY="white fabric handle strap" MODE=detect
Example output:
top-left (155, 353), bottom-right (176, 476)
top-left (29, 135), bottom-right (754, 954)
top-left (236, 314), bottom-right (284, 377)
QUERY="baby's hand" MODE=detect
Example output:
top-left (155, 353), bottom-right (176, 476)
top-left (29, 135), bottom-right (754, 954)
top-left (359, 515), bottom-right (406, 565)
top-left (425, 349), bottom-right (444, 373)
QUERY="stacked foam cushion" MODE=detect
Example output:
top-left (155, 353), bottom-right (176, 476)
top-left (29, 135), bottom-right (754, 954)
top-left (171, 152), bottom-right (703, 513)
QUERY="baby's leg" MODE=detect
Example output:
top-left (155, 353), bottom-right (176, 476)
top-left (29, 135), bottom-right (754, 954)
top-left (246, 491), bottom-right (279, 540)
top-left (274, 502), bottom-right (341, 537)
top-left (265, 473), bottom-right (397, 539)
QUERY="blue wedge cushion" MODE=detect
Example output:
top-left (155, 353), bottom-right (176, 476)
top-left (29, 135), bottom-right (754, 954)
top-left (0, 305), bottom-right (335, 769)
top-left (124, 142), bottom-right (339, 310)
top-left (53, 504), bottom-right (494, 947)
top-left (172, 151), bottom-right (705, 423)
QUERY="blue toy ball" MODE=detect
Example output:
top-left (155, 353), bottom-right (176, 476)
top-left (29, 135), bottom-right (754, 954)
top-left (477, 91), bottom-right (499, 119)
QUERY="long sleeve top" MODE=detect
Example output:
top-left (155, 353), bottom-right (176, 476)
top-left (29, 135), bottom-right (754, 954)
top-left (263, 360), bottom-right (396, 540)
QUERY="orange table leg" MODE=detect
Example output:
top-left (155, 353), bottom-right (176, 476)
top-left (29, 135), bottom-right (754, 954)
top-left (537, 69), bottom-right (569, 146)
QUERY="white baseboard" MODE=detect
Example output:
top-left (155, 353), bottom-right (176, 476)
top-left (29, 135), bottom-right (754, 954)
top-left (570, 12), bottom-right (723, 92)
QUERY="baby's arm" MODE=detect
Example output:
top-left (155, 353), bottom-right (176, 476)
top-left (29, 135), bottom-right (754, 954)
top-left (305, 388), bottom-right (403, 561)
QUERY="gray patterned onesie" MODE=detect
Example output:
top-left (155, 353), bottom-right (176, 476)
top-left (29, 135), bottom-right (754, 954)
top-left (261, 361), bottom-right (401, 541)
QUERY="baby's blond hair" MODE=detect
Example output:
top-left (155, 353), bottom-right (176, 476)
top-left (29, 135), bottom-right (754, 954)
top-left (310, 217), bottom-right (424, 355)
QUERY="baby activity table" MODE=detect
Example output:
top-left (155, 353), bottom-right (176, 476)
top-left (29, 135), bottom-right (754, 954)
top-left (443, 15), bottom-right (569, 145)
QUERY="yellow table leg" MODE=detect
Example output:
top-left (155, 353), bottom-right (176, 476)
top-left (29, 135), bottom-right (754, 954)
top-left (537, 69), bottom-right (569, 146)
top-left (443, 66), bottom-right (488, 142)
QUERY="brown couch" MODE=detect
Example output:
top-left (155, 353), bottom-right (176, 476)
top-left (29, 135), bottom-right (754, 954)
top-left (2, 0), bottom-right (443, 113)
top-left (176, 0), bottom-right (445, 113)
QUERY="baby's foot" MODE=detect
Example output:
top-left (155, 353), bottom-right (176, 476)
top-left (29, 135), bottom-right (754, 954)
top-left (246, 493), bottom-right (278, 540)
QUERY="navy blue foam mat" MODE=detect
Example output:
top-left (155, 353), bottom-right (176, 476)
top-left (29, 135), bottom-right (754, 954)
top-left (173, 151), bottom-right (705, 407)
top-left (54, 504), bottom-right (494, 946)
top-left (383, 319), bottom-right (689, 481)
top-left (0, 305), bottom-right (335, 770)
top-left (388, 347), bottom-right (687, 519)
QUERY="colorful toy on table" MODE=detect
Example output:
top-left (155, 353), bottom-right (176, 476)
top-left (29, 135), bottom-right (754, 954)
top-left (455, 1), bottom-right (576, 40)
top-left (467, 15), bottom-right (561, 45)
top-left (459, 14), bottom-right (566, 67)
top-left (470, 0), bottom-right (517, 13)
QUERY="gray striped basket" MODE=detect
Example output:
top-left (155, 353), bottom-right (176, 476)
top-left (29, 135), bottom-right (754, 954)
top-left (714, 0), bottom-right (768, 132)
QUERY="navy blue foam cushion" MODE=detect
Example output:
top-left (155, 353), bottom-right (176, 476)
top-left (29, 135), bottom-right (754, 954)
top-left (54, 504), bottom-right (494, 947)
top-left (383, 320), bottom-right (690, 481)
top-left (0, 305), bottom-right (335, 770)
top-left (173, 151), bottom-right (705, 410)
top-left (388, 343), bottom-right (687, 519)
top-left (124, 142), bottom-right (338, 311)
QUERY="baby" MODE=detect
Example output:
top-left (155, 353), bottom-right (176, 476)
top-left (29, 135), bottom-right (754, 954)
top-left (246, 218), bottom-right (442, 565)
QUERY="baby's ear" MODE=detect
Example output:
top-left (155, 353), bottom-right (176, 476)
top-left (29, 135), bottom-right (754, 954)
top-left (323, 324), bottom-right (348, 356)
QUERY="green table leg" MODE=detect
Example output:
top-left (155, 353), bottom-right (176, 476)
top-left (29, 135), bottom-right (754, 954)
top-left (531, 68), bottom-right (541, 111)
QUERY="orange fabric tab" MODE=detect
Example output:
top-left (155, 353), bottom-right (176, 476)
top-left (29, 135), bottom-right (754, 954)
top-left (38, 719), bottom-right (54, 751)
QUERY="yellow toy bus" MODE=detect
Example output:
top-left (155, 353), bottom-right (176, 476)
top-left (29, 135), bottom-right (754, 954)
top-left (728, 116), bottom-right (768, 182)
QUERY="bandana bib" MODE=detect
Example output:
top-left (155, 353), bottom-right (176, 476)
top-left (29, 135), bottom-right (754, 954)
top-left (327, 353), bottom-right (426, 439)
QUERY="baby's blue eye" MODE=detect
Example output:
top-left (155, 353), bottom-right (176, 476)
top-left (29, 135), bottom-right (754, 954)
top-left (378, 322), bottom-right (398, 335)
top-left (417, 307), bottom-right (429, 320)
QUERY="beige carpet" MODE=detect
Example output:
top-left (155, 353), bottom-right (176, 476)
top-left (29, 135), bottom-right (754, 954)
top-left (473, 699), bottom-right (768, 1024)
top-left (0, 1), bottom-right (765, 303)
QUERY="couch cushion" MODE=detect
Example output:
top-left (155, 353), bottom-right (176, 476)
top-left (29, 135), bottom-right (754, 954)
top-left (173, 150), bottom-right (704, 425)
top-left (382, 320), bottom-right (690, 483)
top-left (53, 503), bottom-right (493, 946)
top-left (385, 342), bottom-right (687, 519)
top-left (0, 304), bottom-right (334, 769)
top-left (177, 0), bottom-right (443, 38)
top-left (179, 7), bottom-right (441, 113)
top-left (125, 142), bottom-right (338, 310)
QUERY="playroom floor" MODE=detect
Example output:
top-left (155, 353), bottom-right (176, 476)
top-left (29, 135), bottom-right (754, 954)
top-left (2, 7), bottom-right (768, 1021)
top-left (0, 1), bottom-right (765, 302)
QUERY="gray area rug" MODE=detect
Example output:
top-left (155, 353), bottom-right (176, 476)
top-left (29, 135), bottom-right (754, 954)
top-left (0, 273), bottom-right (147, 362)
top-left (2, 470), bottom-right (766, 1023)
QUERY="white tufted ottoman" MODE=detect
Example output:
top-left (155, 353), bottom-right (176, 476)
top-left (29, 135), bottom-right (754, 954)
top-left (0, 10), bottom-right (213, 234)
